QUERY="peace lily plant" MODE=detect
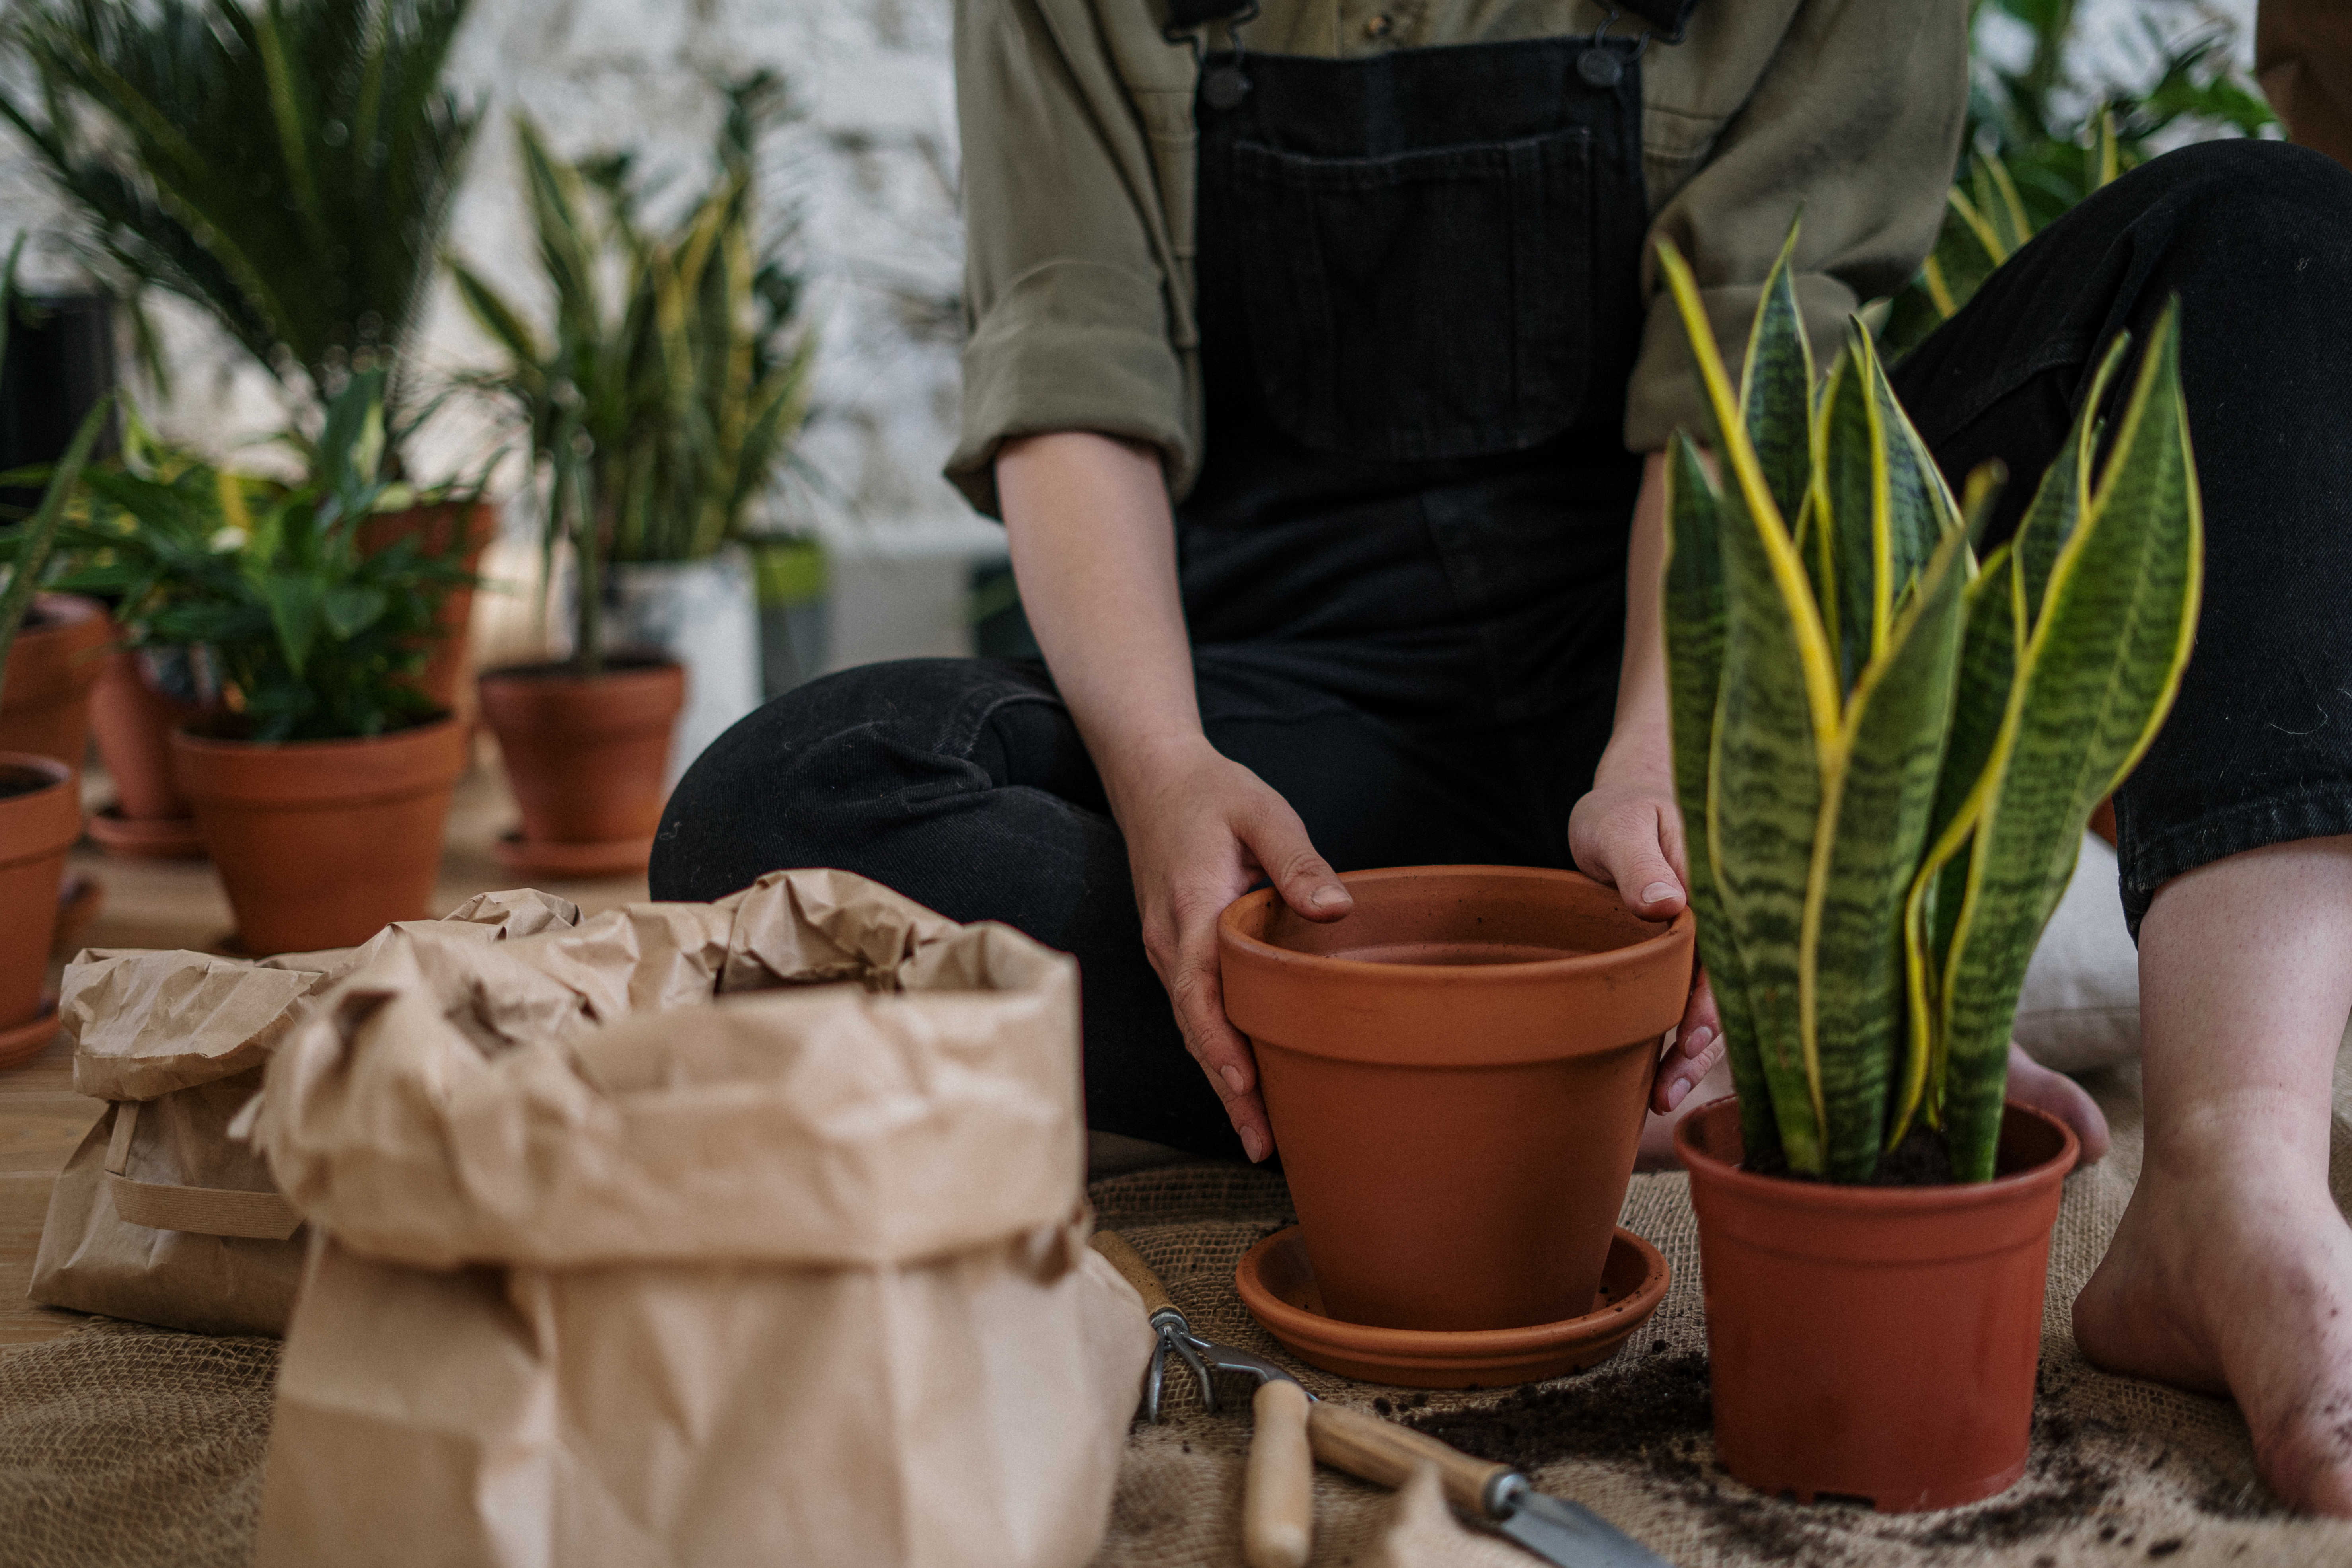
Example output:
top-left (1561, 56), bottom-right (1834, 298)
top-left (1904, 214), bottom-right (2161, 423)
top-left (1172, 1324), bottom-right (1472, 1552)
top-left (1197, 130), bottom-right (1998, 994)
top-left (1659, 226), bottom-right (2202, 1184)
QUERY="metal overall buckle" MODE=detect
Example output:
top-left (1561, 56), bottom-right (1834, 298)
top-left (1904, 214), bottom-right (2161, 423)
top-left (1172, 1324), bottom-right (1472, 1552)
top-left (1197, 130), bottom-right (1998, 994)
top-left (1578, 0), bottom-right (1696, 88)
top-left (1164, 0), bottom-right (1260, 110)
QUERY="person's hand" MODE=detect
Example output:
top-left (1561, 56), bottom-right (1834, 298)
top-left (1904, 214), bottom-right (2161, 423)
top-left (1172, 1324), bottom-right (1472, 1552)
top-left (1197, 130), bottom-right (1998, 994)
top-left (1114, 736), bottom-right (1352, 1161)
top-left (1567, 758), bottom-right (1725, 1114)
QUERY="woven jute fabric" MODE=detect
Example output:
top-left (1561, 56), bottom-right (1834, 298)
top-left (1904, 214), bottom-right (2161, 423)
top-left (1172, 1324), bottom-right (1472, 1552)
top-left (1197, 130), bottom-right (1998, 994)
top-left (10, 1063), bottom-right (2352, 1567)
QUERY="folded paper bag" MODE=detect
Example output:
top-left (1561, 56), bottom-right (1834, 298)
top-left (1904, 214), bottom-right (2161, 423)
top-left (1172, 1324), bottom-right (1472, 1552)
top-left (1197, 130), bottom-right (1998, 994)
top-left (251, 869), bottom-right (1154, 1568)
top-left (28, 889), bottom-right (584, 1336)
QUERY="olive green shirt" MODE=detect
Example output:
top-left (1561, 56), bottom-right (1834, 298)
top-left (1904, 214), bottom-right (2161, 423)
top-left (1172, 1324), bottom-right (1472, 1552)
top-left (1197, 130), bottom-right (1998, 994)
top-left (947, 0), bottom-right (1969, 517)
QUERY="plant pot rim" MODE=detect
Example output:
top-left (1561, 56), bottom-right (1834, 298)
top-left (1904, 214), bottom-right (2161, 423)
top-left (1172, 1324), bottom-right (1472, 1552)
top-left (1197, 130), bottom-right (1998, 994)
top-left (1219, 863), bottom-right (1693, 988)
top-left (1672, 1095), bottom-right (2081, 1213)
top-left (479, 655), bottom-right (684, 684)
top-left (171, 711), bottom-right (461, 753)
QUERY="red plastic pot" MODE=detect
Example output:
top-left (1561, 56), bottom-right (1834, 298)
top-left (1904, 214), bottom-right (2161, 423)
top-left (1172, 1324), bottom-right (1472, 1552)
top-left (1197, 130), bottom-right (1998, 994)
top-left (0, 754), bottom-right (79, 1058)
top-left (0, 593), bottom-right (109, 779)
top-left (171, 715), bottom-right (468, 955)
top-left (1219, 865), bottom-right (1692, 1333)
top-left (1676, 1096), bottom-right (2079, 1512)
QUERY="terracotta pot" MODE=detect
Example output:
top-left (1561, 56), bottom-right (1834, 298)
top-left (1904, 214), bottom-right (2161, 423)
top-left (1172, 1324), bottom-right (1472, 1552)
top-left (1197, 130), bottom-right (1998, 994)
top-left (1219, 865), bottom-right (1693, 1333)
top-left (359, 499), bottom-right (496, 715)
top-left (171, 715), bottom-right (468, 955)
top-left (1676, 1096), bottom-right (2079, 1513)
top-left (0, 754), bottom-right (79, 1032)
top-left (0, 593), bottom-right (110, 778)
top-left (88, 648), bottom-right (204, 820)
top-left (477, 658), bottom-right (684, 876)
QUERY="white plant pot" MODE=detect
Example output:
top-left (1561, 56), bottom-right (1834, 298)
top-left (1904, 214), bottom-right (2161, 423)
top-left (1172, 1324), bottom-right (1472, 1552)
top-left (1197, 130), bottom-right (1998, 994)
top-left (604, 547), bottom-right (763, 786)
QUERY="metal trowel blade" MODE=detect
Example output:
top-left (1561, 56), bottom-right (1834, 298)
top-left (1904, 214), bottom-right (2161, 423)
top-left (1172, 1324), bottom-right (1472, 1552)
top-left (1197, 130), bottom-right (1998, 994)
top-left (1497, 1489), bottom-right (1675, 1568)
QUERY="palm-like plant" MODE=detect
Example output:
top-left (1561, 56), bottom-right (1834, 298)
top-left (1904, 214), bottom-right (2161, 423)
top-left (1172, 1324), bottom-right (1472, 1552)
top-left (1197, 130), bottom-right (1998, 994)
top-left (0, 0), bottom-right (478, 440)
top-left (1661, 226), bottom-right (2201, 1183)
top-left (449, 73), bottom-right (814, 677)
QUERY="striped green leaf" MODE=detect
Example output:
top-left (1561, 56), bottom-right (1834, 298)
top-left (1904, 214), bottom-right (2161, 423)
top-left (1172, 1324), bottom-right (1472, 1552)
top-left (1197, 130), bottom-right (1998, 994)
top-left (1662, 432), bottom-right (1776, 1163)
top-left (2016, 335), bottom-right (2128, 629)
top-left (1803, 519), bottom-right (1968, 1178)
top-left (1740, 223), bottom-right (1815, 533)
top-left (1814, 348), bottom-right (1877, 690)
top-left (1938, 307), bottom-right (2202, 1178)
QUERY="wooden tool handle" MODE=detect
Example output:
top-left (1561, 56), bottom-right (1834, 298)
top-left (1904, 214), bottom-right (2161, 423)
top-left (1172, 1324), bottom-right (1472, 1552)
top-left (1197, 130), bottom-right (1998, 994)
top-left (1307, 1402), bottom-right (1511, 1519)
top-left (1243, 1381), bottom-right (1314, 1568)
top-left (1089, 1229), bottom-right (1179, 1319)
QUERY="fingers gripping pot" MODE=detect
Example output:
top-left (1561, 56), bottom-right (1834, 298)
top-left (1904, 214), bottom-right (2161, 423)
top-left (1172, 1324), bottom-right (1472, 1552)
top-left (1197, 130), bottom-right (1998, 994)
top-left (247, 869), bottom-right (1154, 1568)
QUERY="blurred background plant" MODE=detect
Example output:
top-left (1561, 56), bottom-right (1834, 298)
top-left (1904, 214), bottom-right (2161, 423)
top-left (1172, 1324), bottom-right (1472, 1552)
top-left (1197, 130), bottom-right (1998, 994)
top-left (0, 0), bottom-right (480, 468)
top-left (1881, 0), bottom-right (2278, 355)
top-left (20, 371), bottom-right (470, 740)
top-left (449, 71), bottom-right (816, 679)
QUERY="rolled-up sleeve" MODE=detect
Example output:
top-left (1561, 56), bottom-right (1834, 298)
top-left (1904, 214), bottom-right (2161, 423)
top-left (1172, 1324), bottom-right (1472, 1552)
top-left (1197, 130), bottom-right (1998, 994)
top-left (1623, 0), bottom-right (1970, 453)
top-left (947, 0), bottom-right (1192, 518)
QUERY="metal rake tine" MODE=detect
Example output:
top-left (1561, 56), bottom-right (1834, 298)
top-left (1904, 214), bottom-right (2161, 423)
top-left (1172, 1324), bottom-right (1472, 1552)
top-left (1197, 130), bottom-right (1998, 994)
top-left (1145, 1333), bottom-right (1171, 1423)
top-left (1171, 1329), bottom-right (1218, 1416)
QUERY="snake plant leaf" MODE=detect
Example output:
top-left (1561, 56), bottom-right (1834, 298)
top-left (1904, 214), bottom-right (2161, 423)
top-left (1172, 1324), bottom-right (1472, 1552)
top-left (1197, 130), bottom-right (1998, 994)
top-left (1939, 307), bottom-right (2202, 1178)
top-left (1814, 343), bottom-right (1878, 690)
top-left (1662, 432), bottom-right (1776, 1163)
top-left (2016, 334), bottom-right (2129, 629)
top-left (1858, 323), bottom-right (1956, 604)
top-left (1804, 520), bottom-right (1969, 1178)
top-left (1740, 222), bottom-right (1815, 533)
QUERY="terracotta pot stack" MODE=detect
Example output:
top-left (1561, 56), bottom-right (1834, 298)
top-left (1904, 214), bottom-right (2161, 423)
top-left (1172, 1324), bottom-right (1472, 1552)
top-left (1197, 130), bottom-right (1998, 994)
top-left (477, 656), bottom-right (687, 880)
top-left (1221, 865), bottom-right (1692, 1387)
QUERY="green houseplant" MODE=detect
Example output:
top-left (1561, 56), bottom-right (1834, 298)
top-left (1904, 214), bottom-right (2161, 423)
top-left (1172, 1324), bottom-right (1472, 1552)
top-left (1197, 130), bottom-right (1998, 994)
top-left (41, 372), bottom-right (471, 952)
top-left (1658, 227), bottom-right (2200, 1510)
top-left (0, 398), bottom-right (111, 1067)
top-left (450, 75), bottom-right (814, 876)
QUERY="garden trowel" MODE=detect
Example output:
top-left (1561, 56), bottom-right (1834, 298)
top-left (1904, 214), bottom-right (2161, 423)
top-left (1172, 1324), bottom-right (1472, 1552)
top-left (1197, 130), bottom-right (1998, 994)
top-left (1088, 1230), bottom-right (1673, 1568)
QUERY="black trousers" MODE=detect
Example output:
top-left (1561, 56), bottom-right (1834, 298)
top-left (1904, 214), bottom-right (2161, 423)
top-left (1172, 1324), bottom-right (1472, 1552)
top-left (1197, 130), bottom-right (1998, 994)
top-left (654, 140), bottom-right (2352, 1155)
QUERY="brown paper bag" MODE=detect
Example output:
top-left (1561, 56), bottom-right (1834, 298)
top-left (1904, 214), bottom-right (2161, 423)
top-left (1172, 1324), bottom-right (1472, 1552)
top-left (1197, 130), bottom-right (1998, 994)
top-left (250, 869), bottom-right (1155, 1568)
top-left (28, 891), bottom-right (584, 1335)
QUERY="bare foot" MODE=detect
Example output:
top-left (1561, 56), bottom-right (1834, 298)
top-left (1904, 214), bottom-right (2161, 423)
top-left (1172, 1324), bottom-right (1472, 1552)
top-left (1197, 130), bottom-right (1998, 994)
top-left (1632, 1043), bottom-right (2105, 1172)
top-left (2005, 1042), bottom-right (2110, 1165)
top-left (2075, 1154), bottom-right (2352, 1516)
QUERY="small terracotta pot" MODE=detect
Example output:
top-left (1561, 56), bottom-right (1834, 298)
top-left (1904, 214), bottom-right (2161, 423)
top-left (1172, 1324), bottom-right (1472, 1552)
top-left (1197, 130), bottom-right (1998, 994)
top-left (359, 499), bottom-right (496, 716)
top-left (171, 715), bottom-right (468, 955)
top-left (88, 648), bottom-right (204, 821)
top-left (0, 754), bottom-right (80, 1031)
top-left (0, 594), bottom-right (110, 778)
top-left (1219, 865), bottom-right (1693, 1333)
top-left (477, 657), bottom-right (685, 874)
top-left (1676, 1096), bottom-right (2079, 1513)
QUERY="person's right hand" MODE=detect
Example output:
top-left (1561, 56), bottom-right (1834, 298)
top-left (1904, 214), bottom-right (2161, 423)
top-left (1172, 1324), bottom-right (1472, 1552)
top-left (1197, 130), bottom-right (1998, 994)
top-left (1112, 735), bottom-right (1353, 1163)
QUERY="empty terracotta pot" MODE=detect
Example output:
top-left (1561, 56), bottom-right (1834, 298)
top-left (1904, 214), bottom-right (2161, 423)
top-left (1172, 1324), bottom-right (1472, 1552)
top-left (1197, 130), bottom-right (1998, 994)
top-left (171, 715), bottom-right (468, 955)
top-left (0, 753), bottom-right (79, 1036)
top-left (1676, 1096), bottom-right (2078, 1513)
top-left (0, 594), bottom-right (110, 779)
top-left (1219, 865), bottom-right (1692, 1333)
top-left (477, 657), bottom-right (685, 877)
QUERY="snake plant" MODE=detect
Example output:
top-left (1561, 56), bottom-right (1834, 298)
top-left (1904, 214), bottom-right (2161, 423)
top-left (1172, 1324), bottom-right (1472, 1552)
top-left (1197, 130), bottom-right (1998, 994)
top-left (1659, 227), bottom-right (2201, 1182)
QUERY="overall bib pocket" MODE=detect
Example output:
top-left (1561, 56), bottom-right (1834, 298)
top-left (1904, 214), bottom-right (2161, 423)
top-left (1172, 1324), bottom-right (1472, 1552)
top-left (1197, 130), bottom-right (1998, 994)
top-left (1231, 125), bottom-right (1597, 464)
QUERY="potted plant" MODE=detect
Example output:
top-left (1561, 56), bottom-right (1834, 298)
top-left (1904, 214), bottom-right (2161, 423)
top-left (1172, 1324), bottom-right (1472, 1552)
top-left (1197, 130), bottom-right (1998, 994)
top-left (49, 372), bottom-right (472, 954)
top-left (0, 0), bottom-right (493, 711)
top-left (451, 74), bottom-right (815, 876)
top-left (1656, 230), bottom-right (2200, 1511)
top-left (0, 397), bottom-right (110, 1067)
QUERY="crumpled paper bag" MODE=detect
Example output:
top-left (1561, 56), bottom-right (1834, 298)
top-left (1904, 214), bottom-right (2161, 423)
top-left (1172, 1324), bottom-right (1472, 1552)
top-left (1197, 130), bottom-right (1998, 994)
top-left (250, 868), bottom-right (1154, 1568)
top-left (29, 890), bottom-right (580, 1336)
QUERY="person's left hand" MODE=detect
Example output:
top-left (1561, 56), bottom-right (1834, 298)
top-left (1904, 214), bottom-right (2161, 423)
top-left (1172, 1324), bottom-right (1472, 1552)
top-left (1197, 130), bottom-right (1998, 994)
top-left (1567, 762), bottom-right (1724, 1114)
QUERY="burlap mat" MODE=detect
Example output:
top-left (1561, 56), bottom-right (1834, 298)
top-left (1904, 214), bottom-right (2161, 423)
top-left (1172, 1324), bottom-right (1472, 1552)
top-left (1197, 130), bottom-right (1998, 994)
top-left (8, 1064), bottom-right (2352, 1566)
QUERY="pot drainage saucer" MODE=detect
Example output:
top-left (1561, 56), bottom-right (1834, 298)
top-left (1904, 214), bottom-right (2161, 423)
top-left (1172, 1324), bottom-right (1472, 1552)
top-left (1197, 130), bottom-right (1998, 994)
top-left (87, 806), bottom-right (208, 861)
top-left (1235, 1224), bottom-right (1669, 1389)
top-left (490, 831), bottom-right (656, 881)
top-left (0, 995), bottom-right (62, 1072)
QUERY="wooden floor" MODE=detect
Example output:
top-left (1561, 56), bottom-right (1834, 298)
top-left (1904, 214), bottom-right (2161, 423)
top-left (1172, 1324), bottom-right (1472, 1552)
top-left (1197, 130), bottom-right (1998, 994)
top-left (0, 747), bottom-right (651, 1347)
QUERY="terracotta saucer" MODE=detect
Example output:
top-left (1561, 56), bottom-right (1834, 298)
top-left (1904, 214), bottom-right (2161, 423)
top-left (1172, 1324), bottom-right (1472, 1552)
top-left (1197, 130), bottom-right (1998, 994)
top-left (1236, 1224), bottom-right (1670, 1389)
top-left (490, 831), bottom-right (654, 881)
top-left (0, 996), bottom-right (62, 1072)
top-left (86, 805), bottom-right (207, 861)
top-left (51, 872), bottom-right (103, 957)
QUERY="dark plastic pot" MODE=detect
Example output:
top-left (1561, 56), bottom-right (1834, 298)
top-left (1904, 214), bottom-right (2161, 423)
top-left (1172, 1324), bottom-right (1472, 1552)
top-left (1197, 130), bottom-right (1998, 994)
top-left (1219, 865), bottom-right (1692, 1333)
top-left (171, 715), bottom-right (468, 955)
top-left (1676, 1096), bottom-right (2079, 1513)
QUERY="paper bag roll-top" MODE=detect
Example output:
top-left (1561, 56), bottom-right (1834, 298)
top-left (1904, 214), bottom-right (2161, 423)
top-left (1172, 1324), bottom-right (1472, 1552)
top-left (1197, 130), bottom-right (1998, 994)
top-left (30, 888), bottom-right (583, 1336)
top-left (251, 869), bottom-right (1152, 1568)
